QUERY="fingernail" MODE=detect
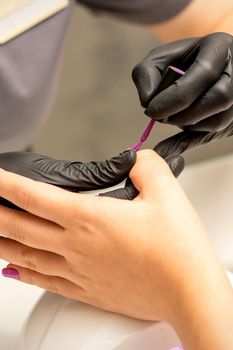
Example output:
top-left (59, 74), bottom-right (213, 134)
top-left (2, 268), bottom-right (20, 280)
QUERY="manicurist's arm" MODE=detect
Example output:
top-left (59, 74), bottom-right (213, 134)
top-left (167, 234), bottom-right (233, 350)
top-left (147, 0), bottom-right (233, 41)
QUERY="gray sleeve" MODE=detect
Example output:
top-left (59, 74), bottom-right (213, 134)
top-left (0, 5), bottom-right (72, 152)
top-left (78, 0), bottom-right (193, 24)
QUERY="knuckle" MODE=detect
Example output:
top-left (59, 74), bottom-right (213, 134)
top-left (208, 32), bottom-right (233, 44)
top-left (170, 81), bottom-right (191, 103)
top-left (204, 120), bottom-right (226, 132)
top-left (132, 62), bottom-right (145, 82)
top-left (132, 54), bottom-right (153, 79)
top-left (132, 61), bottom-right (140, 73)
top-left (25, 271), bottom-right (35, 285)
top-left (200, 61), bottom-right (219, 82)
top-left (20, 248), bottom-right (38, 271)
top-left (214, 85), bottom-right (233, 108)
top-left (9, 221), bottom-right (25, 242)
top-left (18, 185), bottom-right (33, 211)
top-left (62, 229), bottom-right (82, 256)
top-left (217, 32), bottom-right (233, 45)
top-left (50, 277), bottom-right (61, 294)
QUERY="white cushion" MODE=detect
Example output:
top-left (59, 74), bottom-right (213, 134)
top-left (19, 292), bottom-right (181, 350)
top-left (19, 271), bottom-right (233, 350)
top-left (179, 153), bottom-right (233, 270)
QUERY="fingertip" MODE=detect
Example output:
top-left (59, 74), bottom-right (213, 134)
top-left (144, 108), bottom-right (155, 119)
top-left (165, 155), bottom-right (185, 178)
top-left (125, 149), bottom-right (137, 163)
top-left (132, 63), bottom-right (164, 108)
top-left (154, 133), bottom-right (186, 158)
top-left (132, 65), bottom-right (149, 107)
top-left (118, 150), bottom-right (137, 168)
top-left (109, 150), bottom-right (136, 169)
top-left (145, 100), bottom-right (169, 121)
top-left (129, 149), bottom-right (173, 196)
top-left (132, 149), bottom-right (158, 165)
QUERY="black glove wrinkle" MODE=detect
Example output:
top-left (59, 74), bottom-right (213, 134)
top-left (0, 150), bottom-right (136, 208)
top-left (103, 154), bottom-right (184, 201)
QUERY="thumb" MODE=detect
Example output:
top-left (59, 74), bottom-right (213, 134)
top-left (128, 150), bottom-right (181, 200)
top-left (132, 58), bottom-right (164, 108)
top-left (101, 154), bottom-right (184, 200)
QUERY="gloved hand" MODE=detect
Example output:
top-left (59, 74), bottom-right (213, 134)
top-left (0, 151), bottom-right (136, 208)
top-left (0, 151), bottom-right (184, 205)
top-left (154, 122), bottom-right (233, 159)
top-left (132, 32), bottom-right (233, 133)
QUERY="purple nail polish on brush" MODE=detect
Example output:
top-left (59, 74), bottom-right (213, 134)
top-left (128, 118), bottom-right (156, 152)
top-left (2, 268), bottom-right (20, 280)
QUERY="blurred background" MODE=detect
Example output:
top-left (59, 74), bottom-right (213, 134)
top-left (0, 5), bottom-right (232, 349)
top-left (34, 3), bottom-right (233, 163)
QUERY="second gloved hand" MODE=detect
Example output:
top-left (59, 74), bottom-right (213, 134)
top-left (0, 151), bottom-right (184, 204)
top-left (0, 151), bottom-right (136, 207)
top-left (132, 32), bottom-right (233, 133)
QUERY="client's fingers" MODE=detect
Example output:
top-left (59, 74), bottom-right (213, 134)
top-left (102, 153), bottom-right (185, 200)
top-left (129, 150), bottom-right (181, 198)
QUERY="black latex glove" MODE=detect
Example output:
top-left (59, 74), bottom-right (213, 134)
top-left (0, 151), bottom-right (136, 208)
top-left (154, 122), bottom-right (233, 159)
top-left (132, 32), bottom-right (233, 133)
top-left (0, 151), bottom-right (184, 204)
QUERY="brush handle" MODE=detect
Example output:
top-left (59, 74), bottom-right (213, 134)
top-left (129, 66), bottom-right (185, 152)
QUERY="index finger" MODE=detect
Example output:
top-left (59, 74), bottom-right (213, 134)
top-left (0, 168), bottom-right (80, 226)
top-left (154, 123), bottom-right (233, 158)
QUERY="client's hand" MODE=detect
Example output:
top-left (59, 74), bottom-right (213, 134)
top-left (0, 150), bottom-right (232, 349)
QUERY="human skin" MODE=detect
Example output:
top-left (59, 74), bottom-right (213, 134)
top-left (148, 0), bottom-right (233, 41)
top-left (0, 150), bottom-right (232, 349)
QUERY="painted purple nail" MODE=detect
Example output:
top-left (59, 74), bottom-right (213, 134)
top-left (2, 268), bottom-right (20, 280)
